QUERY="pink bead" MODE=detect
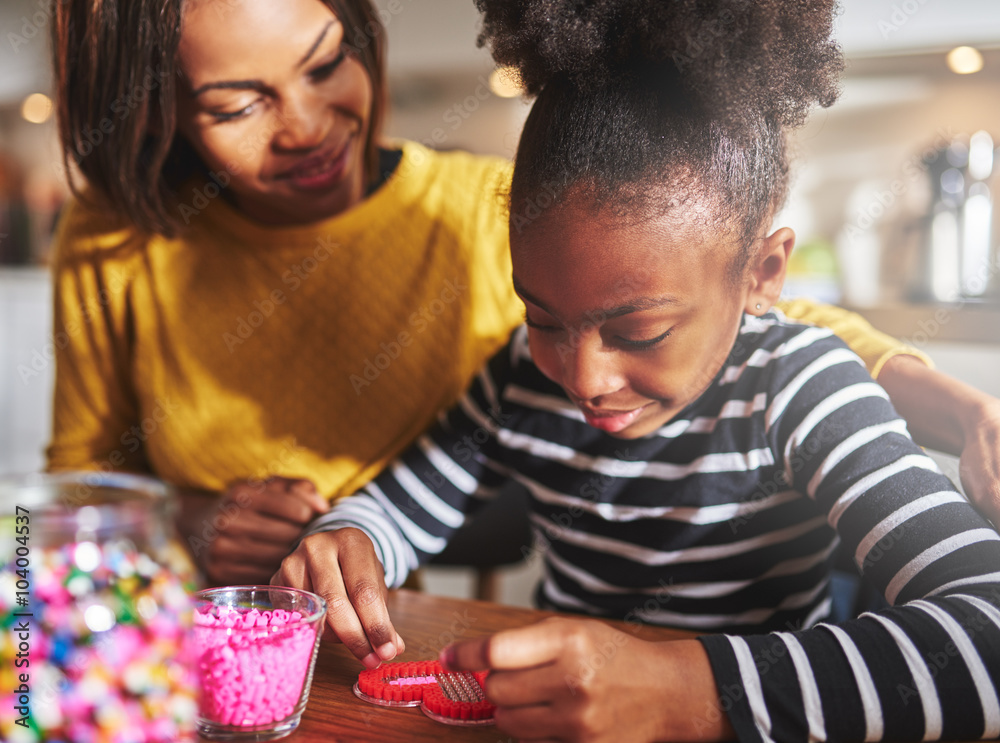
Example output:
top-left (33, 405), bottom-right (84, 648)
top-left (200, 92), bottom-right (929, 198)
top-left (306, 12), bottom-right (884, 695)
top-left (193, 608), bottom-right (318, 727)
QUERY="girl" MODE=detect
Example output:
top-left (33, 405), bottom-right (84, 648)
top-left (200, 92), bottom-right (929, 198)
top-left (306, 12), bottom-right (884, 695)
top-left (276, 1), bottom-right (1000, 740)
top-left (48, 0), bottom-right (999, 590)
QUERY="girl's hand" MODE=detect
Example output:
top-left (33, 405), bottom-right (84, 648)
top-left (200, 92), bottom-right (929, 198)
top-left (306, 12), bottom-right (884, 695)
top-left (271, 527), bottom-right (404, 668)
top-left (176, 476), bottom-right (329, 586)
top-left (441, 617), bottom-right (734, 742)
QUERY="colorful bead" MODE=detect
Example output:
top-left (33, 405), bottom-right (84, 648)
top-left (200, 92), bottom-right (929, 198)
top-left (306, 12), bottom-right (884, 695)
top-left (0, 539), bottom-right (198, 742)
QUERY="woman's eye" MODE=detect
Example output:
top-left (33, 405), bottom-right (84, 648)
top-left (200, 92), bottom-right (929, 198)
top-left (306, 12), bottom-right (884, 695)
top-left (310, 51), bottom-right (346, 81)
top-left (617, 328), bottom-right (672, 350)
top-left (211, 102), bottom-right (257, 122)
top-left (524, 316), bottom-right (560, 333)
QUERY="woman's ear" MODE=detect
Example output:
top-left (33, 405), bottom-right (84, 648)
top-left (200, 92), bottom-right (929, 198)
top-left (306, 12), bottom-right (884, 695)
top-left (745, 227), bottom-right (795, 315)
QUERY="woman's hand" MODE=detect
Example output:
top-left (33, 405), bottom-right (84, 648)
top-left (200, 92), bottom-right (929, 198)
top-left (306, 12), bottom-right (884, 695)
top-left (175, 476), bottom-right (329, 586)
top-left (272, 527), bottom-right (404, 669)
top-left (958, 400), bottom-right (1000, 527)
top-left (877, 354), bottom-right (1000, 526)
top-left (441, 616), bottom-right (733, 743)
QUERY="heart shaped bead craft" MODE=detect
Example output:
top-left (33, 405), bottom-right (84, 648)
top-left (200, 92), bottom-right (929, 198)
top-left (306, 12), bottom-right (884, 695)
top-left (354, 660), bottom-right (495, 725)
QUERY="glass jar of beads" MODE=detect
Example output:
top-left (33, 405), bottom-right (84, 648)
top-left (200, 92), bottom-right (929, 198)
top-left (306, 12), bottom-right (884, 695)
top-left (0, 471), bottom-right (199, 742)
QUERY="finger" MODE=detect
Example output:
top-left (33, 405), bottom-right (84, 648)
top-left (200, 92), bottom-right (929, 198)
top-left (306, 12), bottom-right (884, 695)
top-left (485, 666), bottom-right (565, 707)
top-left (293, 531), bottom-right (395, 667)
top-left (212, 536), bottom-right (294, 569)
top-left (253, 478), bottom-right (327, 524)
top-left (228, 477), bottom-right (307, 515)
top-left (272, 557), bottom-right (342, 644)
top-left (312, 565), bottom-right (382, 665)
top-left (286, 477), bottom-right (330, 513)
top-left (212, 508), bottom-right (305, 545)
top-left (958, 462), bottom-right (1000, 527)
top-left (271, 556), bottom-right (312, 593)
top-left (336, 530), bottom-right (400, 664)
top-left (272, 562), bottom-right (341, 641)
top-left (225, 479), bottom-right (270, 508)
top-left (252, 493), bottom-right (318, 525)
top-left (492, 702), bottom-right (560, 741)
top-left (443, 620), bottom-right (565, 672)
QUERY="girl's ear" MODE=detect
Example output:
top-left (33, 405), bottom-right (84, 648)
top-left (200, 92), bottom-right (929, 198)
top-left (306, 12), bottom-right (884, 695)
top-left (745, 227), bottom-right (795, 315)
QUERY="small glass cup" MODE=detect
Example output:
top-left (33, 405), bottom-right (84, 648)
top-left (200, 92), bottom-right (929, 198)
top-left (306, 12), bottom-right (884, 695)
top-left (192, 585), bottom-right (327, 742)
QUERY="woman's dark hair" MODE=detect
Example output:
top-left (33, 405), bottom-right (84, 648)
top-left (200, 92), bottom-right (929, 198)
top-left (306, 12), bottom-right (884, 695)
top-left (476, 0), bottom-right (843, 273)
top-left (52, 0), bottom-right (387, 237)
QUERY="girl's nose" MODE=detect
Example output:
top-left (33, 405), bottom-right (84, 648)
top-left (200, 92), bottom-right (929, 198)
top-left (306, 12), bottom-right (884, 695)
top-left (560, 338), bottom-right (625, 403)
top-left (272, 94), bottom-right (332, 151)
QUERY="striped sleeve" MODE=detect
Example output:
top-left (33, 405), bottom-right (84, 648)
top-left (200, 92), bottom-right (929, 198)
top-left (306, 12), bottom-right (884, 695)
top-left (700, 333), bottom-right (1000, 742)
top-left (298, 338), bottom-right (519, 587)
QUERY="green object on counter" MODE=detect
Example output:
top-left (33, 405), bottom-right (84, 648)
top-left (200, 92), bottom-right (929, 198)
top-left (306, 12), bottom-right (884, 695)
top-left (788, 238), bottom-right (839, 277)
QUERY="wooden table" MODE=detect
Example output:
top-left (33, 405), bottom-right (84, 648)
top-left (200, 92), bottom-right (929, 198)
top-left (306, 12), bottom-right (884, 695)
top-left (287, 589), bottom-right (696, 742)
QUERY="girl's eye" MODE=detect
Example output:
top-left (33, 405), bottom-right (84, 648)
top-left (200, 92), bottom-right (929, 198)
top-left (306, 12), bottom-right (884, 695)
top-left (310, 51), bottom-right (347, 81)
top-left (617, 328), bottom-right (672, 350)
top-left (212, 102), bottom-right (258, 122)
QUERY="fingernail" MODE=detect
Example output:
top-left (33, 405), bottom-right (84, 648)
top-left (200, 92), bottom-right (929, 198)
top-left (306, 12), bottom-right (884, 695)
top-left (375, 642), bottom-right (396, 661)
top-left (362, 652), bottom-right (381, 669)
top-left (439, 645), bottom-right (456, 670)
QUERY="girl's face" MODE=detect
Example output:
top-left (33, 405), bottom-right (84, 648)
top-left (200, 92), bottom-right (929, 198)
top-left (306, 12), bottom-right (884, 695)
top-left (512, 201), bottom-right (775, 439)
top-left (175, 0), bottom-right (373, 226)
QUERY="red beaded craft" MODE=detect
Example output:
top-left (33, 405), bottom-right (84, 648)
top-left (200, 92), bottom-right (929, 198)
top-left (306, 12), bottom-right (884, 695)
top-left (354, 660), bottom-right (495, 725)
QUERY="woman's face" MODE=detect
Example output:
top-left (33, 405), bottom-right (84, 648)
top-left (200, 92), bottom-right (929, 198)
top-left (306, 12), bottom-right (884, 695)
top-left (176, 0), bottom-right (373, 226)
top-left (512, 200), bottom-right (758, 439)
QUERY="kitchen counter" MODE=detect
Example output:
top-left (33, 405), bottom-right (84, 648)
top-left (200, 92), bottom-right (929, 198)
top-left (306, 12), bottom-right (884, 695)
top-left (844, 301), bottom-right (1000, 346)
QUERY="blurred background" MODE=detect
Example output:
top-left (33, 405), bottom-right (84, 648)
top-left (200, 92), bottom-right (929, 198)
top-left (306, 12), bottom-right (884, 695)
top-left (1, 0), bottom-right (999, 601)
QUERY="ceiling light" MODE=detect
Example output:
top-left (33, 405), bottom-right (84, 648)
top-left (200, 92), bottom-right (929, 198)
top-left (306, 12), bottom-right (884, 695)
top-left (946, 46), bottom-right (983, 75)
top-left (488, 67), bottom-right (522, 98)
top-left (21, 92), bottom-right (53, 124)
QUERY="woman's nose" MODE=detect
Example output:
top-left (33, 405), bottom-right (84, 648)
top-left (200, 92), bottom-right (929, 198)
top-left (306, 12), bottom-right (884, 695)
top-left (272, 94), bottom-right (331, 151)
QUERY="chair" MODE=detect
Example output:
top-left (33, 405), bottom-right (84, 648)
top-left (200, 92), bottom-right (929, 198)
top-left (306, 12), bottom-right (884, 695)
top-left (427, 481), bottom-right (534, 602)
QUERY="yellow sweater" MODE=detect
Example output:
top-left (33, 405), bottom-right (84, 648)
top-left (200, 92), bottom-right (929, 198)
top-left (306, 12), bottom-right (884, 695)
top-left (48, 142), bottom-right (522, 496)
top-left (47, 140), bottom-right (927, 499)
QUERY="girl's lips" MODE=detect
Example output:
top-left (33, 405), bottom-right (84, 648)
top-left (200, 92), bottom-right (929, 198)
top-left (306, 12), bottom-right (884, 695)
top-left (281, 143), bottom-right (351, 191)
top-left (579, 405), bottom-right (650, 433)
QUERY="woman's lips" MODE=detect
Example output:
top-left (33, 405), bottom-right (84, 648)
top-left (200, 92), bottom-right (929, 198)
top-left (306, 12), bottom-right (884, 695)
top-left (281, 142), bottom-right (351, 191)
top-left (578, 404), bottom-right (650, 433)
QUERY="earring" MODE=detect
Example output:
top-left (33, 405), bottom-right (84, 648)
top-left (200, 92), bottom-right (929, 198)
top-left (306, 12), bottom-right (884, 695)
top-left (755, 303), bottom-right (762, 311)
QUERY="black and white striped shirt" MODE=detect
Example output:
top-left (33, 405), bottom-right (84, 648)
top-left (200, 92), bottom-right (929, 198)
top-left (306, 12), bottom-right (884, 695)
top-left (307, 313), bottom-right (1000, 741)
